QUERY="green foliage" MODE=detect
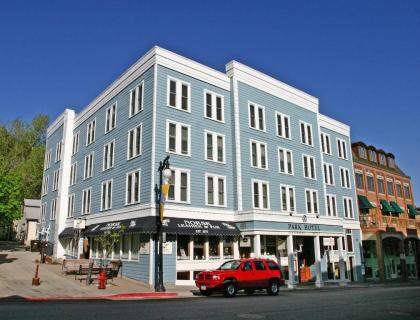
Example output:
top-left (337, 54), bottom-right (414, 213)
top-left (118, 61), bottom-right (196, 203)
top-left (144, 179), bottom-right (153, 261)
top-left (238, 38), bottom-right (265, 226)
top-left (96, 226), bottom-right (126, 258)
top-left (0, 114), bottom-right (49, 224)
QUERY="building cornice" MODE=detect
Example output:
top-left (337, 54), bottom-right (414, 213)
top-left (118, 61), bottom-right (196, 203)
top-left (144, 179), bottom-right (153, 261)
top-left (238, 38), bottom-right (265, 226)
top-left (319, 113), bottom-right (350, 136)
top-left (225, 60), bottom-right (319, 113)
top-left (47, 109), bottom-right (73, 137)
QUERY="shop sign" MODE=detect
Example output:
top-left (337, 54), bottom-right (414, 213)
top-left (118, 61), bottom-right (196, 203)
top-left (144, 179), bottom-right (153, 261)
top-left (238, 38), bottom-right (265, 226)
top-left (288, 223), bottom-right (321, 231)
top-left (240, 236), bottom-right (251, 247)
top-left (163, 242), bottom-right (173, 255)
top-left (139, 242), bottom-right (150, 255)
top-left (73, 219), bottom-right (86, 229)
top-left (323, 237), bottom-right (335, 247)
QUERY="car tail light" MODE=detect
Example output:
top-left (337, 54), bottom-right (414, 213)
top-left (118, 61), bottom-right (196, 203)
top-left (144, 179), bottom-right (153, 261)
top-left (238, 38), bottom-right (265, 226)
top-left (212, 275), bottom-right (220, 280)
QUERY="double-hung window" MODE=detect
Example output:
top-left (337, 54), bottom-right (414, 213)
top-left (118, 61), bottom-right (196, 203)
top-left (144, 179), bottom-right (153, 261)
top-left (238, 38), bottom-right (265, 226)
top-left (70, 162), bottom-right (77, 186)
top-left (387, 179), bottom-right (394, 196)
top-left (300, 121), bottom-right (313, 146)
top-left (367, 174), bottom-right (375, 192)
top-left (355, 171), bottom-right (364, 189)
top-left (126, 169), bottom-right (141, 205)
top-left (168, 168), bottom-right (190, 203)
top-left (129, 82), bottom-right (144, 117)
top-left (55, 141), bottom-right (62, 162)
top-left (377, 177), bottom-right (385, 194)
top-left (250, 140), bottom-right (267, 169)
top-left (280, 185), bottom-right (295, 213)
top-left (204, 90), bottom-right (224, 122)
top-left (44, 150), bottom-right (51, 170)
top-left (68, 194), bottom-right (75, 218)
top-left (252, 180), bottom-right (270, 210)
top-left (320, 133), bottom-right (331, 154)
top-left (305, 189), bottom-right (319, 214)
top-left (167, 77), bottom-right (190, 112)
top-left (278, 147), bottom-right (293, 175)
top-left (404, 184), bottom-right (411, 199)
top-left (52, 169), bottom-right (60, 191)
top-left (103, 140), bottom-right (115, 170)
top-left (276, 112), bottom-right (291, 139)
top-left (84, 153), bottom-right (94, 179)
top-left (337, 138), bottom-right (347, 159)
top-left (205, 131), bottom-right (225, 163)
top-left (166, 120), bottom-right (190, 156)
top-left (248, 102), bottom-right (265, 131)
top-left (323, 163), bottom-right (334, 185)
top-left (340, 167), bottom-right (351, 188)
top-left (343, 197), bottom-right (354, 219)
top-left (302, 155), bottom-right (316, 179)
top-left (127, 124), bottom-right (142, 159)
top-left (42, 176), bottom-right (49, 196)
top-left (82, 188), bottom-right (92, 215)
top-left (41, 203), bottom-right (46, 221)
top-left (396, 182), bottom-right (403, 198)
top-left (105, 103), bottom-right (117, 132)
top-left (50, 198), bottom-right (57, 220)
top-left (86, 119), bottom-right (96, 145)
top-left (205, 174), bottom-right (226, 207)
top-left (326, 194), bottom-right (337, 216)
top-left (101, 180), bottom-right (113, 211)
top-left (72, 132), bottom-right (79, 155)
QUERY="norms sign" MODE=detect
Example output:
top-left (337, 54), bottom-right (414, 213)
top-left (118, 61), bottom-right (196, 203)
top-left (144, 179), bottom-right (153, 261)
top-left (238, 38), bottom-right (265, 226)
top-left (288, 223), bottom-right (321, 231)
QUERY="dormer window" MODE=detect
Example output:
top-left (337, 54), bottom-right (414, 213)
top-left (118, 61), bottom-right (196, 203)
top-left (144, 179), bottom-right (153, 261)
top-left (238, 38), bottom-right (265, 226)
top-left (358, 146), bottom-right (367, 159)
top-left (368, 150), bottom-right (377, 163)
top-left (379, 154), bottom-right (387, 166)
top-left (388, 157), bottom-right (395, 168)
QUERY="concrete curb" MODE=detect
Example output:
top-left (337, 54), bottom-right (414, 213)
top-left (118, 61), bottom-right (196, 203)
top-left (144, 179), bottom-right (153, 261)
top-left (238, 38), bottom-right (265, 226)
top-left (24, 292), bottom-right (178, 301)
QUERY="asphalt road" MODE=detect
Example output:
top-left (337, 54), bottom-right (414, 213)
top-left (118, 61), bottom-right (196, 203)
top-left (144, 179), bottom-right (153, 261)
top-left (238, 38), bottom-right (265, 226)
top-left (1, 285), bottom-right (420, 320)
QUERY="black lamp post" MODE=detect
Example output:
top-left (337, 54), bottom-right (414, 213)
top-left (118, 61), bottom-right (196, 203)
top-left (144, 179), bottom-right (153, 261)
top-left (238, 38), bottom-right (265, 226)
top-left (155, 156), bottom-right (171, 292)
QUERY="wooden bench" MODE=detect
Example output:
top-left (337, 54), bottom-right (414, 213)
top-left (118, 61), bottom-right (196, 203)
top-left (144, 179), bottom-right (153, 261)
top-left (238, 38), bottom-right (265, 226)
top-left (62, 259), bottom-right (92, 275)
top-left (75, 265), bottom-right (102, 281)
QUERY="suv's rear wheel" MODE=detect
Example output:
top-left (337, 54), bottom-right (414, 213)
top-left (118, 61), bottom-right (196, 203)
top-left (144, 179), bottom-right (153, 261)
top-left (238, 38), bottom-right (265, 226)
top-left (223, 281), bottom-right (237, 298)
top-left (267, 280), bottom-right (280, 296)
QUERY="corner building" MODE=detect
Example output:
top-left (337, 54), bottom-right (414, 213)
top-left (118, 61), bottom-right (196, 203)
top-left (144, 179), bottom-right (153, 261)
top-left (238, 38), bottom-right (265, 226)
top-left (39, 46), bottom-right (362, 286)
top-left (352, 142), bottom-right (420, 281)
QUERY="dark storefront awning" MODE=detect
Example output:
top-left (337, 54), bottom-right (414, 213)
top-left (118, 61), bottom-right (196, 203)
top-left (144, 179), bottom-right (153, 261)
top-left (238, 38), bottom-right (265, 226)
top-left (358, 195), bottom-right (375, 210)
top-left (380, 199), bottom-right (394, 213)
top-left (84, 216), bottom-right (157, 237)
top-left (390, 201), bottom-right (403, 214)
top-left (407, 204), bottom-right (419, 217)
top-left (58, 227), bottom-right (76, 239)
top-left (162, 217), bottom-right (240, 236)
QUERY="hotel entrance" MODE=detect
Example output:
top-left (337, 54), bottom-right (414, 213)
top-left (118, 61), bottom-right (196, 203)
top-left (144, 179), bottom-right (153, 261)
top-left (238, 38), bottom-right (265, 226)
top-left (294, 236), bottom-right (315, 283)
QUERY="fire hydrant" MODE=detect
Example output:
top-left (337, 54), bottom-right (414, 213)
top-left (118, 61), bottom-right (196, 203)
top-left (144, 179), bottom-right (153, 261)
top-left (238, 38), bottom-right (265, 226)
top-left (98, 270), bottom-right (106, 289)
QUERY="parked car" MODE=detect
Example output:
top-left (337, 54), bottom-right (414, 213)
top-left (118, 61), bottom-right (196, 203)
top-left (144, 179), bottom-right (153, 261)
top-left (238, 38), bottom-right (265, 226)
top-left (195, 258), bottom-right (285, 297)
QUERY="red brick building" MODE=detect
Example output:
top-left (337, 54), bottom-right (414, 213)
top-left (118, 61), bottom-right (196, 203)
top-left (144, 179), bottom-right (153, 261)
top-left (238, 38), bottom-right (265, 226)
top-left (352, 142), bottom-right (420, 280)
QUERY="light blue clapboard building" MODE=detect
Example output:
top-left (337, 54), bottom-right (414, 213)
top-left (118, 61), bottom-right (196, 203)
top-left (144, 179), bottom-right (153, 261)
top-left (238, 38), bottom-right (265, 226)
top-left (40, 46), bottom-right (362, 287)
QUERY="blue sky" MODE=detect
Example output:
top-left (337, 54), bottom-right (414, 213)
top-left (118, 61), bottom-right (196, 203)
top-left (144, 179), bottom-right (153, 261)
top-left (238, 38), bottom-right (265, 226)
top-left (1, 0), bottom-right (419, 203)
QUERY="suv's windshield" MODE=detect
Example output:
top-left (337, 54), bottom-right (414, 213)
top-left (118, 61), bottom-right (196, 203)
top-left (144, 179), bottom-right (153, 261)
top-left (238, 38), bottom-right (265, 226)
top-left (218, 260), bottom-right (241, 270)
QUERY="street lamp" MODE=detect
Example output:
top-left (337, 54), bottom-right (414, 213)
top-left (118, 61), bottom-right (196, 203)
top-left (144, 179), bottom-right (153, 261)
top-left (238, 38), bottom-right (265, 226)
top-left (155, 156), bottom-right (171, 292)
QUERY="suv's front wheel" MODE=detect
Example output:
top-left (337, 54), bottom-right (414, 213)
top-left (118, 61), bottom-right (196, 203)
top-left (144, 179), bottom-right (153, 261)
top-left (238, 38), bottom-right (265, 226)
top-left (223, 281), bottom-right (237, 298)
top-left (267, 280), bottom-right (280, 296)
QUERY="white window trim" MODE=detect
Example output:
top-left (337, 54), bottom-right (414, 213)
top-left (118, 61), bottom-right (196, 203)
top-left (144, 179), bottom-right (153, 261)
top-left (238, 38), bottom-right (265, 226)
top-left (41, 203), bottom-right (46, 221)
top-left (252, 179), bottom-right (270, 210)
top-left (165, 120), bottom-right (191, 157)
top-left (70, 162), bottom-right (77, 186)
top-left (55, 141), bottom-right (62, 162)
top-left (339, 166), bottom-right (351, 189)
top-left (337, 138), bottom-right (348, 160)
top-left (105, 102), bottom-right (117, 133)
top-left (166, 76), bottom-right (191, 113)
top-left (204, 130), bottom-right (226, 164)
top-left (343, 196), bottom-right (354, 219)
top-left (278, 147), bottom-right (294, 175)
top-left (305, 188), bottom-right (319, 215)
top-left (204, 173), bottom-right (227, 207)
top-left (250, 139), bottom-right (268, 170)
top-left (275, 111), bottom-right (291, 140)
top-left (248, 101), bottom-right (266, 132)
top-left (129, 81), bottom-right (144, 118)
top-left (323, 162), bottom-right (334, 186)
top-left (85, 118), bottom-right (97, 146)
top-left (50, 198), bottom-right (57, 220)
top-left (300, 121), bottom-right (314, 147)
top-left (302, 154), bottom-right (317, 180)
top-left (83, 152), bottom-right (94, 180)
top-left (167, 167), bottom-right (191, 204)
top-left (103, 140), bottom-right (116, 171)
top-left (52, 169), bottom-right (60, 191)
top-left (320, 132), bottom-right (332, 155)
top-left (125, 169), bottom-right (141, 205)
top-left (42, 175), bottom-right (49, 196)
top-left (72, 132), bottom-right (80, 156)
top-left (82, 187), bottom-right (92, 215)
top-left (67, 194), bottom-right (75, 218)
top-left (100, 179), bottom-right (113, 211)
top-left (280, 184), bottom-right (296, 213)
top-left (326, 194), bottom-right (337, 217)
top-left (203, 89), bottom-right (225, 123)
top-left (126, 123), bottom-right (143, 160)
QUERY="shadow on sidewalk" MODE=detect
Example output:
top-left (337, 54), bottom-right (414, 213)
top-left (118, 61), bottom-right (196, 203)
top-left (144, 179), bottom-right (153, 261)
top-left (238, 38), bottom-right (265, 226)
top-left (0, 253), bottom-right (17, 265)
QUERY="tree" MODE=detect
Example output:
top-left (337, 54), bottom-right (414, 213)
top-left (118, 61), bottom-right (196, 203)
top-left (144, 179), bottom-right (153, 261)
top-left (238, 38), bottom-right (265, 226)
top-left (0, 164), bottom-right (23, 223)
top-left (96, 226), bottom-right (126, 263)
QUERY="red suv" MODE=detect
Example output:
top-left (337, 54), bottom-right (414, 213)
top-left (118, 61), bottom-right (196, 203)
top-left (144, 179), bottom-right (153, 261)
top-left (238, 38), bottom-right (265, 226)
top-left (195, 259), bottom-right (285, 297)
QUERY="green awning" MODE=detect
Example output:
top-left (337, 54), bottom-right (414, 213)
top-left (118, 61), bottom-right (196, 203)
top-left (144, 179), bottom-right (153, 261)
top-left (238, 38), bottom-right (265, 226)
top-left (390, 201), bottom-right (403, 214)
top-left (358, 195), bottom-right (375, 210)
top-left (380, 199), bottom-right (394, 213)
top-left (407, 204), bottom-right (419, 217)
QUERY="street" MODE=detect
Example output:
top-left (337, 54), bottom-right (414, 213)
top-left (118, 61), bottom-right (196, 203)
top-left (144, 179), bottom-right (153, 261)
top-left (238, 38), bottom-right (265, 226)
top-left (1, 285), bottom-right (420, 320)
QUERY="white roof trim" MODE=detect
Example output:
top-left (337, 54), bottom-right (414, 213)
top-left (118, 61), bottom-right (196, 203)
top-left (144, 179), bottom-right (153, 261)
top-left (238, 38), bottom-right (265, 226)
top-left (225, 60), bottom-right (319, 113)
top-left (47, 109), bottom-right (73, 137)
top-left (74, 46), bottom-right (230, 128)
top-left (319, 114), bottom-right (350, 136)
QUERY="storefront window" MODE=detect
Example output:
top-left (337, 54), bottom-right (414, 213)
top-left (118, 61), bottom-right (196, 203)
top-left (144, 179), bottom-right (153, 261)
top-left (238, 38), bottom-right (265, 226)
top-left (113, 239), bottom-right (120, 259)
top-left (193, 236), bottom-right (205, 260)
top-left (98, 240), bottom-right (104, 258)
top-left (131, 234), bottom-right (140, 261)
top-left (177, 235), bottom-right (190, 260)
top-left (209, 236), bottom-right (220, 259)
top-left (277, 237), bottom-right (287, 257)
top-left (223, 236), bottom-right (234, 259)
top-left (261, 235), bottom-right (276, 257)
top-left (92, 238), bottom-right (98, 258)
top-left (122, 234), bottom-right (130, 260)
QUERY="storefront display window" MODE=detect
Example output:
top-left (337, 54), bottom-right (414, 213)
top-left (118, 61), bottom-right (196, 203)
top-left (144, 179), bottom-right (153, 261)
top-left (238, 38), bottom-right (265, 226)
top-left (131, 234), bottom-right (140, 261)
top-left (223, 236), bottom-right (234, 259)
top-left (209, 236), bottom-right (220, 259)
top-left (193, 236), bottom-right (205, 260)
top-left (121, 234), bottom-right (130, 260)
top-left (113, 240), bottom-right (120, 259)
top-left (261, 235), bottom-right (276, 257)
top-left (177, 235), bottom-right (190, 260)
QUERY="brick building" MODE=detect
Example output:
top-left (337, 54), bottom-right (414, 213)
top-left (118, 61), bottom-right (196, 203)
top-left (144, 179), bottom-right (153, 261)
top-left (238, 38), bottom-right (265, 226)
top-left (352, 142), bottom-right (420, 280)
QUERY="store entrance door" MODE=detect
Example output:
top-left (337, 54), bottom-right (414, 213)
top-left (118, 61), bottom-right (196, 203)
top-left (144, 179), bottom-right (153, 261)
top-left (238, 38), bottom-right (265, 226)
top-left (294, 236), bottom-right (315, 283)
top-left (383, 237), bottom-right (402, 279)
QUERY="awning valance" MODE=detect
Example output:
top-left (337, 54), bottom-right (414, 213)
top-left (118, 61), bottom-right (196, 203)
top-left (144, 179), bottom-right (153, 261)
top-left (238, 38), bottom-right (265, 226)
top-left (380, 199), bottom-right (394, 213)
top-left (58, 227), bottom-right (76, 239)
top-left (390, 201), bottom-right (403, 214)
top-left (358, 195), bottom-right (375, 210)
top-left (84, 216), bottom-right (156, 237)
top-left (407, 204), bottom-right (419, 217)
top-left (162, 217), bottom-right (240, 236)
